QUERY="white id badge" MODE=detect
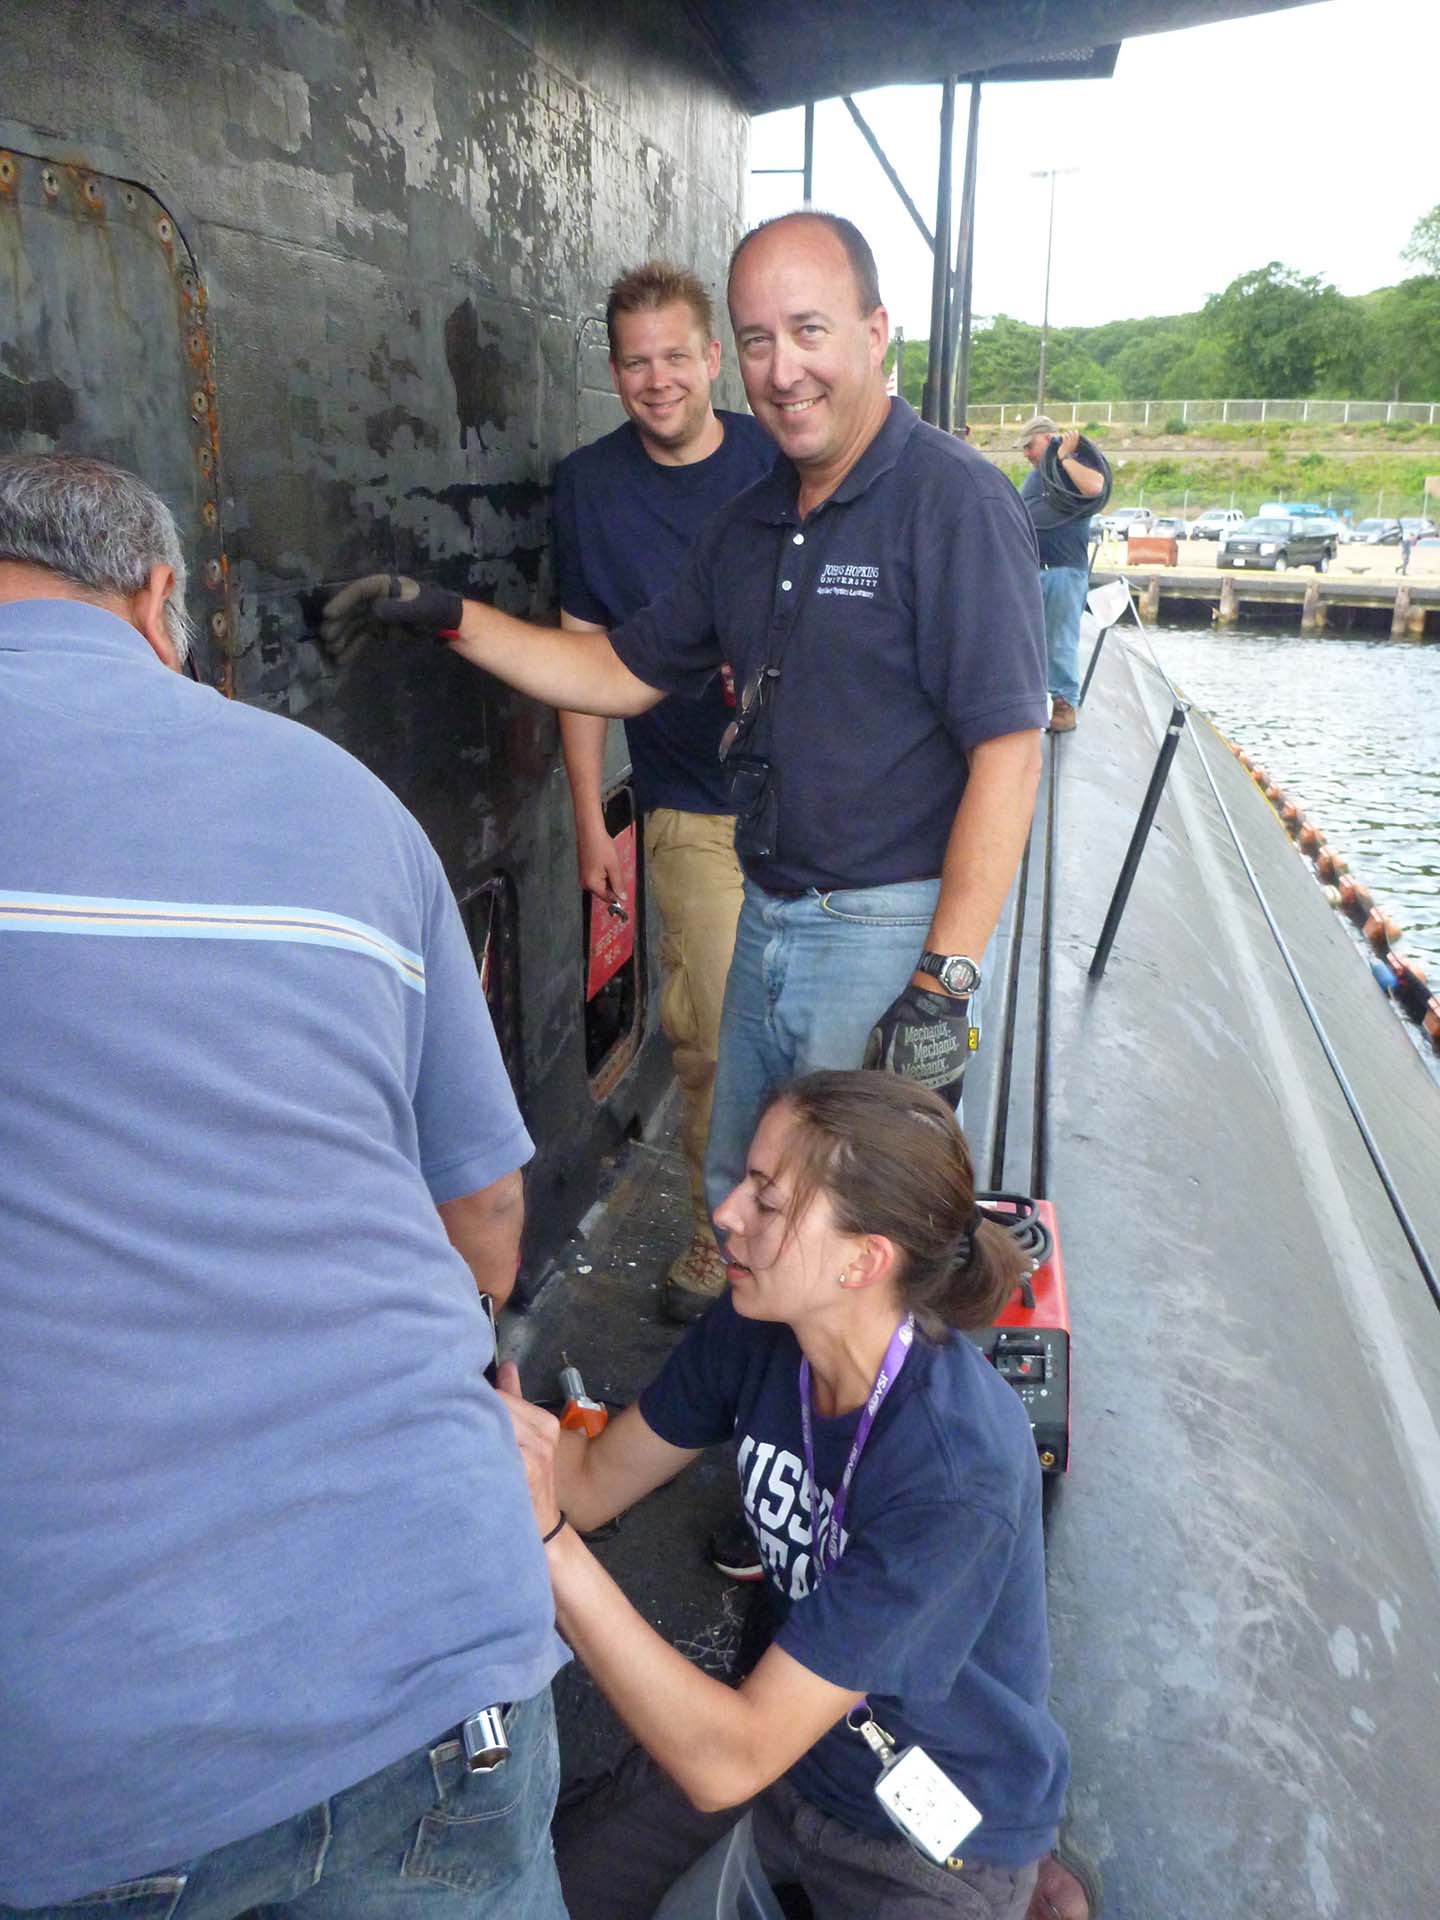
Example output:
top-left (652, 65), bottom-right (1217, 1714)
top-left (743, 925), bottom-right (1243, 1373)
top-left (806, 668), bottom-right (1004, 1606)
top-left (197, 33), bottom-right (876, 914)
top-left (872, 1744), bottom-right (982, 1866)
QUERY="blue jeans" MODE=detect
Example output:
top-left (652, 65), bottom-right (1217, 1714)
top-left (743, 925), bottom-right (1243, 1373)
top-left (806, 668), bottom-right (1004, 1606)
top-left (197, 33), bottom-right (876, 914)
top-left (1040, 566), bottom-right (1089, 704)
top-left (703, 877), bottom-right (942, 1214)
top-left (4, 1691), bottom-right (567, 1920)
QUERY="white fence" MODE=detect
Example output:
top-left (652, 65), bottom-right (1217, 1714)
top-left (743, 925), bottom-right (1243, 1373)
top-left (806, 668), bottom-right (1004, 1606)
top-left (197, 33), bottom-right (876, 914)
top-left (968, 398), bottom-right (1440, 427)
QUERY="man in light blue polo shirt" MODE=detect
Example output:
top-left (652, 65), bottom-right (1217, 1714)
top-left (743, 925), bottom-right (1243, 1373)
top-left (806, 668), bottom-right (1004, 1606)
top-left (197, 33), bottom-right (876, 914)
top-left (0, 455), bottom-right (569, 1918)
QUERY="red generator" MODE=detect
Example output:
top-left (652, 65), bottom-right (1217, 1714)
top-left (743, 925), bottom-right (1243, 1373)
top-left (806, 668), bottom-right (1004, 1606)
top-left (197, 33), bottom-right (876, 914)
top-left (971, 1196), bottom-right (1071, 1475)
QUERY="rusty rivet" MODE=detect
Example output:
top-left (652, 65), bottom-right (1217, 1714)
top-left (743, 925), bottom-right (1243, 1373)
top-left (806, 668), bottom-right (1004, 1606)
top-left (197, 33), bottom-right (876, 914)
top-left (202, 501), bottom-right (218, 527)
top-left (191, 389), bottom-right (209, 414)
top-left (210, 612), bottom-right (228, 640)
top-left (122, 186), bottom-right (138, 209)
top-left (42, 167), bottom-right (59, 197)
top-left (180, 271), bottom-right (198, 296)
top-left (156, 214), bottom-right (173, 243)
top-left (204, 558), bottom-right (222, 587)
top-left (188, 330), bottom-right (205, 356)
top-left (83, 178), bottom-right (103, 208)
top-left (0, 155), bottom-right (16, 187)
top-left (198, 446), bottom-right (213, 474)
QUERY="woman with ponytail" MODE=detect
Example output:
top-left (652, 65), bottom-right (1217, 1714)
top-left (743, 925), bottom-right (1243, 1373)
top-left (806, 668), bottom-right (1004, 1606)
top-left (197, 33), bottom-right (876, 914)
top-left (498, 1070), bottom-right (1069, 1918)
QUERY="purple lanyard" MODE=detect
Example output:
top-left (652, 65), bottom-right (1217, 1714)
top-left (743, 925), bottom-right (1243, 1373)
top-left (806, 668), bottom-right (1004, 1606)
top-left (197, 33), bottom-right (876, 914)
top-left (798, 1315), bottom-right (914, 1577)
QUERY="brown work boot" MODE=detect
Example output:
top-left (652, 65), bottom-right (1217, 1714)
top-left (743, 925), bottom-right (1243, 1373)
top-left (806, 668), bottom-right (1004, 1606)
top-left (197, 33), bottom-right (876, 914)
top-left (662, 1234), bottom-right (728, 1324)
top-left (1048, 697), bottom-right (1078, 733)
top-left (1028, 1835), bottom-right (1101, 1919)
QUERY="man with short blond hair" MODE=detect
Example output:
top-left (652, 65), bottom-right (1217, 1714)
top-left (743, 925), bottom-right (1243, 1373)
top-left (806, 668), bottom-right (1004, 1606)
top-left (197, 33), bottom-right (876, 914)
top-left (553, 258), bottom-right (773, 1321)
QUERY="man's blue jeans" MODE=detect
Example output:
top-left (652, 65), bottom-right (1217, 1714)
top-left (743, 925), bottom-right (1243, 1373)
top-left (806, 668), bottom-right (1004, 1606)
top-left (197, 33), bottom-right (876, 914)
top-left (703, 877), bottom-right (942, 1215)
top-left (3, 1690), bottom-right (568, 1920)
top-left (1040, 565), bottom-right (1089, 704)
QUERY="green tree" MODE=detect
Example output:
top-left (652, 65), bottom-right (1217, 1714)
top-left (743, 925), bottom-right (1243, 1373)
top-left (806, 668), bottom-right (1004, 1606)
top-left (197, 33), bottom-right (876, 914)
top-left (1402, 204), bottom-right (1440, 276)
top-left (1202, 262), bottom-right (1363, 396)
top-left (1359, 278), bottom-right (1440, 401)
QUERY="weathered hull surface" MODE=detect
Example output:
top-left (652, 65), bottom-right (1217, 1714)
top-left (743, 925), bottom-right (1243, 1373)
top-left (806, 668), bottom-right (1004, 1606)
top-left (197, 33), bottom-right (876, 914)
top-left (1, 0), bottom-right (750, 1271)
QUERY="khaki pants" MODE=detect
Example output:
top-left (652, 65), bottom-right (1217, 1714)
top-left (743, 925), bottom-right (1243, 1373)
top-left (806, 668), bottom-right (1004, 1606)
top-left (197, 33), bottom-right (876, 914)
top-left (643, 808), bottom-right (744, 1237)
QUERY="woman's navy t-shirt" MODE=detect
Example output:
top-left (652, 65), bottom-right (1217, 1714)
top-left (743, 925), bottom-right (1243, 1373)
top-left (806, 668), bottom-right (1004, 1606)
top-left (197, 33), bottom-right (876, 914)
top-left (551, 411), bottom-right (775, 815)
top-left (638, 1297), bottom-right (1069, 1866)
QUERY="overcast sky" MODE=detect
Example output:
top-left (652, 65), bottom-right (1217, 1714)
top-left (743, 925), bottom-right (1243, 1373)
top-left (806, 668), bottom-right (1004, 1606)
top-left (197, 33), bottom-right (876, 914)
top-left (747, 0), bottom-right (1434, 339)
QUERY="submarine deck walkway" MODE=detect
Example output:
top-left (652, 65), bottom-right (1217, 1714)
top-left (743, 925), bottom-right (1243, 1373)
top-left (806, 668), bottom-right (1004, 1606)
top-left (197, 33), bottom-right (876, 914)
top-left (505, 615), bottom-right (1440, 1917)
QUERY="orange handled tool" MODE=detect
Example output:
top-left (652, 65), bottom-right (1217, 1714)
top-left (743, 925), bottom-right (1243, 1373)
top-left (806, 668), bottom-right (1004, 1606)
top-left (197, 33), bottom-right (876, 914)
top-left (558, 1353), bottom-right (608, 1437)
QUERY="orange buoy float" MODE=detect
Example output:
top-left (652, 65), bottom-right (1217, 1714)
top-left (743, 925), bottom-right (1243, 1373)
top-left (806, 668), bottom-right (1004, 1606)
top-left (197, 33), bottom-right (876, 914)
top-left (1364, 907), bottom-right (1403, 955)
top-left (1299, 822), bottom-right (1325, 856)
top-left (1341, 879), bottom-right (1373, 927)
top-left (1387, 952), bottom-right (1433, 1023)
top-left (1424, 998), bottom-right (1440, 1050)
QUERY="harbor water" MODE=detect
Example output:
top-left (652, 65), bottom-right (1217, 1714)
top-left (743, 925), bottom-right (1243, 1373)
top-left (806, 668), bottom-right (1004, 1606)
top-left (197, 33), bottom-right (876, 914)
top-left (1141, 621), bottom-right (1440, 989)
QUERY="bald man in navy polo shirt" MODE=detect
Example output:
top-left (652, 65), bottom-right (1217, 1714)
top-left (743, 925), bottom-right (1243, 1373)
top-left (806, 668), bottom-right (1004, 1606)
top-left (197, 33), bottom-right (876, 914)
top-left (325, 212), bottom-right (1046, 1183)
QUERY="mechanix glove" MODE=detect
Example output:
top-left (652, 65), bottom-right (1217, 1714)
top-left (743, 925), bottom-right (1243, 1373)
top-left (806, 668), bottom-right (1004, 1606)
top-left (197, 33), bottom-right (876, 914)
top-left (863, 984), bottom-right (979, 1112)
top-left (319, 574), bottom-right (464, 666)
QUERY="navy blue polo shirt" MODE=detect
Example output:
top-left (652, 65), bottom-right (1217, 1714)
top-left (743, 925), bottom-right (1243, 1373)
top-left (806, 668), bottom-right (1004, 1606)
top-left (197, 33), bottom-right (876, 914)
top-left (639, 1296), bottom-right (1068, 1864)
top-left (552, 411), bottom-right (775, 814)
top-left (608, 399), bottom-right (1047, 894)
top-left (1021, 451), bottom-right (1104, 570)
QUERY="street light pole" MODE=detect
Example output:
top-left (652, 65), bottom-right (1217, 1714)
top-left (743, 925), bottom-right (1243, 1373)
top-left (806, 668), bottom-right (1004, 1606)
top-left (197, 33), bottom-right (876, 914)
top-left (1032, 166), bottom-right (1077, 411)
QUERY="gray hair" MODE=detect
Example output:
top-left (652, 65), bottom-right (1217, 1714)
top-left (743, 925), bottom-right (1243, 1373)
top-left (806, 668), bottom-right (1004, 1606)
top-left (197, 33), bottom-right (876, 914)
top-left (0, 453), bottom-right (195, 663)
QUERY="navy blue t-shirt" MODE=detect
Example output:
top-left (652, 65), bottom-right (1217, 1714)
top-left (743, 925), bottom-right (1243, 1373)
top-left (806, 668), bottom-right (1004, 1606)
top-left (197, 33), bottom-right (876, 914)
top-left (609, 401), bottom-right (1047, 894)
top-left (552, 411), bottom-right (775, 814)
top-left (1021, 453), bottom-right (1103, 570)
top-left (638, 1297), bottom-right (1069, 1866)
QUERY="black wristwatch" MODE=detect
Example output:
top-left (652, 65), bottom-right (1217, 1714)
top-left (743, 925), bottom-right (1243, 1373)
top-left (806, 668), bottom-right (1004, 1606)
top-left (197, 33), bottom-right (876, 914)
top-left (916, 951), bottom-right (981, 998)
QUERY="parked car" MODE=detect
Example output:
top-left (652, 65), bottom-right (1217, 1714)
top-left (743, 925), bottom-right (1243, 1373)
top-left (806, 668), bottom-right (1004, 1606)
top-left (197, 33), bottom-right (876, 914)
top-left (1217, 517), bottom-right (1336, 572)
top-left (1352, 518), bottom-right (1403, 545)
top-left (1189, 508), bottom-right (1244, 542)
top-left (1100, 506), bottom-right (1153, 539)
top-left (1308, 514), bottom-right (1348, 547)
top-left (1150, 515), bottom-right (1187, 542)
top-left (1400, 516), bottom-right (1438, 541)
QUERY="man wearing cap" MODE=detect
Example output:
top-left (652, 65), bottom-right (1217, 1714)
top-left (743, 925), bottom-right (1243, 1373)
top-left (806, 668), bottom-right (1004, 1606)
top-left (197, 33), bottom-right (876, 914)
top-left (1016, 417), bottom-right (1107, 732)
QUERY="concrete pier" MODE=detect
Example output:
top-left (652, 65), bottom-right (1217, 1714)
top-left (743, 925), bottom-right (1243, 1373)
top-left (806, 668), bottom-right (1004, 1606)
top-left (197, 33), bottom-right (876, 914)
top-left (1111, 564), bottom-right (1439, 635)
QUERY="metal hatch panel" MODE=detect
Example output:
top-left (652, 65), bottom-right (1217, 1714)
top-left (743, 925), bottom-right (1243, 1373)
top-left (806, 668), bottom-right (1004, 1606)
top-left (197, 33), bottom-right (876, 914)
top-left (0, 145), bottom-right (231, 690)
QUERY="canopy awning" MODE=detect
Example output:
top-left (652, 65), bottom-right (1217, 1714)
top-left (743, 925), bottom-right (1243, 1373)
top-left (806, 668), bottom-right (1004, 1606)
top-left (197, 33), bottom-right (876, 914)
top-left (688, 0), bottom-right (1311, 111)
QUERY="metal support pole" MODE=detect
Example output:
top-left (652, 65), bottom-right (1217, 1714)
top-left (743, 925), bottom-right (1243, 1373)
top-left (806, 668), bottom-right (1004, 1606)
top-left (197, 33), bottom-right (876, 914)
top-left (957, 213), bottom-right (977, 429)
top-left (921, 77), bottom-right (956, 427)
top-left (945, 79), bottom-right (982, 431)
top-left (1078, 615), bottom-right (1112, 708)
top-left (1089, 703), bottom-right (1189, 981)
top-left (1036, 168), bottom-right (1057, 410)
top-left (802, 101), bottom-right (814, 203)
top-left (840, 96), bottom-right (934, 250)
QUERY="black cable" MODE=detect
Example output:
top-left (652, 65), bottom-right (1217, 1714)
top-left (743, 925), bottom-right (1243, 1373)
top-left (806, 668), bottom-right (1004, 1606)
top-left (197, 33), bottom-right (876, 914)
top-left (1026, 434), bottom-right (1114, 530)
top-left (976, 1191), bottom-right (1054, 1274)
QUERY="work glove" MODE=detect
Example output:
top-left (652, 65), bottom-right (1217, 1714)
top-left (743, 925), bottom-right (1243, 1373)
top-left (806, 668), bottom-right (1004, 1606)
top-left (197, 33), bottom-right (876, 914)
top-left (863, 984), bottom-right (979, 1111)
top-left (319, 573), bottom-right (464, 665)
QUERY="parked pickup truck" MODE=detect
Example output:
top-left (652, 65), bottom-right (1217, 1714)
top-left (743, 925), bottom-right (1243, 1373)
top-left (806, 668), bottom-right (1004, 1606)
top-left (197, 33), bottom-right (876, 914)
top-left (1217, 517), bottom-right (1336, 572)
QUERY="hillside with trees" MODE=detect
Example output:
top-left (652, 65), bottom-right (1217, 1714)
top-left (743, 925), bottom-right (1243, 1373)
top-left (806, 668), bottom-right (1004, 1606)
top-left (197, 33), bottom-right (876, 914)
top-left (889, 204), bottom-right (1440, 407)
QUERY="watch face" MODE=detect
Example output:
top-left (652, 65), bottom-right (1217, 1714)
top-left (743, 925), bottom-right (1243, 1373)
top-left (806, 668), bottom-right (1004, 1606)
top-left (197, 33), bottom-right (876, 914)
top-left (939, 956), bottom-right (980, 995)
